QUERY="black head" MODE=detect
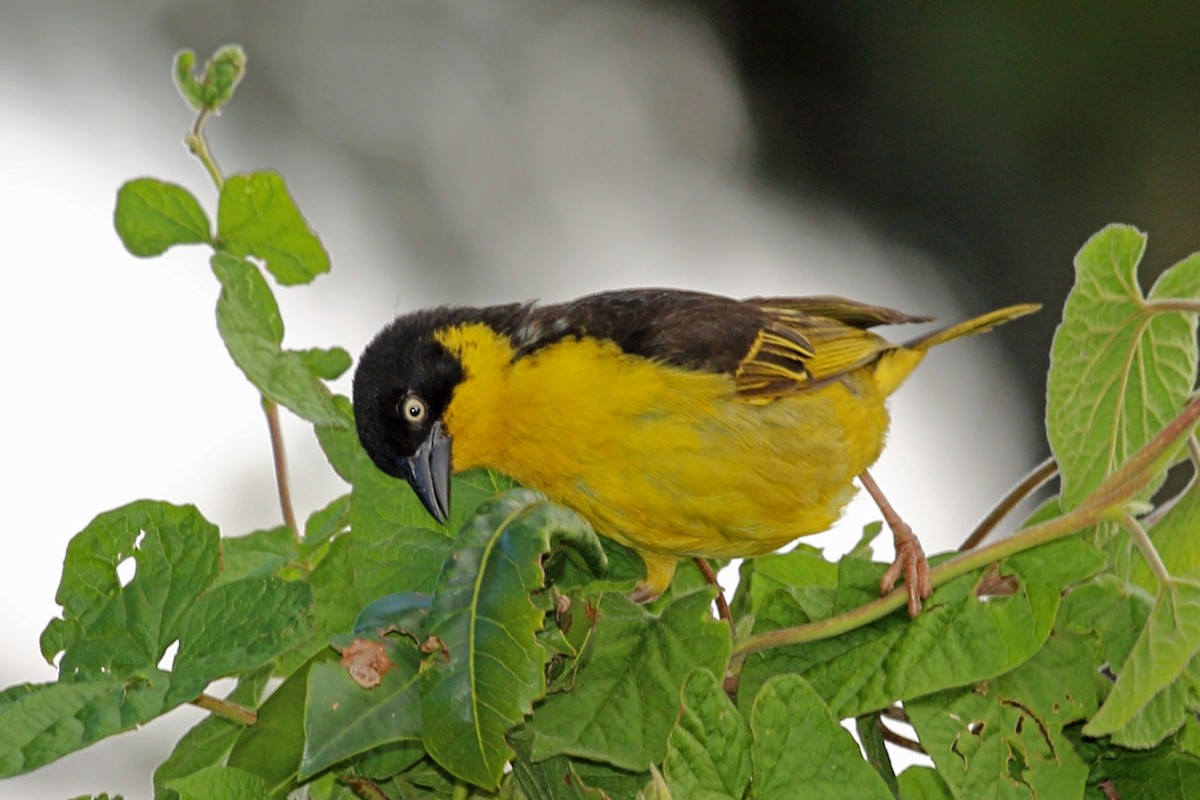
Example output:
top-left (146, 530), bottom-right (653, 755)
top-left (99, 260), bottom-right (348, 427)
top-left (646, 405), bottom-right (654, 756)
top-left (352, 310), bottom-right (466, 522)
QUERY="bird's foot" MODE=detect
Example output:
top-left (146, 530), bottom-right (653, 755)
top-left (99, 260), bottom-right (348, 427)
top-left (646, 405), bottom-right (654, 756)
top-left (879, 520), bottom-right (932, 617)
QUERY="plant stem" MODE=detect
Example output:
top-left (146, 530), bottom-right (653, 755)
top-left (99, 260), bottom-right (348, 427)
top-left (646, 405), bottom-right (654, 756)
top-left (185, 108), bottom-right (225, 190)
top-left (959, 456), bottom-right (1059, 550)
top-left (731, 392), bottom-right (1200, 659)
top-left (1145, 299), bottom-right (1200, 315)
top-left (452, 780), bottom-right (470, 800)
top-left (192, 692), bottom-right (257, 725)
top-left (263, 396), bottom-right (300, 538)
top-left (1119, 510), bottom-right (1173, 588)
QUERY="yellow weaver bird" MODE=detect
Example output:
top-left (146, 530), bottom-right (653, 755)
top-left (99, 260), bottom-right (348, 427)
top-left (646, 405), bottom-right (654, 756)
top-left (352, 289), bottom-right (1037, 616)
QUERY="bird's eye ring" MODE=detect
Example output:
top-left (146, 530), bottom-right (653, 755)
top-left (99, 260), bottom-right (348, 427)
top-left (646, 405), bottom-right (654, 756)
top-left (398, 394), bottom-right (427, 424)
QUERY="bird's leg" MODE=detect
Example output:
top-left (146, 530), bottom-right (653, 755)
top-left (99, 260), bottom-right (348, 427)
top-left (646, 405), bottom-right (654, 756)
top-left (859, 469), bottom-right (932, 617)
top-left (629, 552), bottom-right (678, 604)
top-left (692, 557), bottom-right (732, 623)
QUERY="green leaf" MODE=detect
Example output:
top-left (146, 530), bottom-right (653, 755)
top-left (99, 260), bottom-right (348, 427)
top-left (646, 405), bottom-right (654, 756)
top-left (217, 171), bottom-right (330, 285)
top-left (311, 469), bottom-right (513, 634)
top-left (0, 674), bottom-right (170, 778)
top-left (215, 525), bottom-right (296, 585)
top-left (663, 669), bottom-right (751, 800)
top-left (314, 395), bottom-right (359, 481)
top-left (353, 592), bottom-right (432, 637)
top-left (906, 619), bottom-right (1097, 800)
top-left (897, 766), bottom-right (954, 800)
top-left (114, 178), bottom-right (211, 257)
top-left (739, 537), bottom-right (1105, 717)
top-left (509, 730), bottom-right (649, 800)
top-left (300, 640), bottom-right (422, 779)
top-left (1129, 477), bottom-right (1200, 594)
top-left (227, 656), bottom-right (326, 798)
top-left (173, 45), bottom-right (246, 111)
top-left (2, 501), bottom-right (312, 778)
top-left (298, 346), bottom-right (353, 380)
top-left (1073, 720), bottom-right (1200, 799)
top-left (748, 674), bottom-right (893, 800)
top-left (154, 668), bottom-right (270, 799)
top-left (527, 590), bottom-right (732, 772)
top-left (166, 765), bottom-right (268, 800)
top-left (421, 490), bottom-right (606, 789)
top-left (1047, 225), bottom-right (1200, 509)
top-left (729, 545), bottom-right (838, 623)
top-left (41, 500), bottom-right (220, 676)
top-left (1084, 578), bottom-right (1200, 745)
top-left (211, 253), bottom-right (345, 425)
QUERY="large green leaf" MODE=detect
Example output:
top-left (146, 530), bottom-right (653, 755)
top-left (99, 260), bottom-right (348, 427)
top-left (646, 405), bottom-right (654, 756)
top-left (166, 765), bottom-right (268, 800)
top-left (1084, 578), bottom-right (1200, 746)
top-left (1047, 225), bottom-right (1200, 509)
top-left (663, 669), bottom-right (751, 800)
top-left (114, 178), bottom-right (211, 256)
top-left (217, 171), bottom-right (330, 285)
top-left (739, 537), bottom-right (1105, 717)
top-left (527, 590), bottom-right (732, 773)
top-left (311, 469), bottom-right (514, 635)
top-left (300, 640), bottom-right (423, 779)
top-left (749, 674), bottom-right (893, 800)
top-left (1, 501), bottom-right (310, 778)
top-left (420, 490), bottom-right (605, 789)
top-left (907, 618), bottom-right (1097, 800)
top-left (210, 253), bottom-right (347, 425)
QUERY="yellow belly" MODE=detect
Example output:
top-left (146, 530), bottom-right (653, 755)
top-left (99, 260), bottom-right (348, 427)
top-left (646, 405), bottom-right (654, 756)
top-left (439, 327), bottom-right (891, 561)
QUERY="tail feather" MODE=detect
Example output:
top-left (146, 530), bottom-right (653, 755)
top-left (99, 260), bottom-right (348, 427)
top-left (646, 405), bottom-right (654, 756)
top-left (872, 303), bottom-right (1039, 397)
top-left (904, 303), bottom-right (1041, 352)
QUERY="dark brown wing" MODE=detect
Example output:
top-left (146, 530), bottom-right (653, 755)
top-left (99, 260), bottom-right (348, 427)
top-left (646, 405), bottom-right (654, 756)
top-left (489, 289), bottom-right (932, 401)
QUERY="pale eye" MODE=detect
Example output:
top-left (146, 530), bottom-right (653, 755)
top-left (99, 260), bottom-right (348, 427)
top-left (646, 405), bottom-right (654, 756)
top-left (398, 394), bottom-right (427, 424)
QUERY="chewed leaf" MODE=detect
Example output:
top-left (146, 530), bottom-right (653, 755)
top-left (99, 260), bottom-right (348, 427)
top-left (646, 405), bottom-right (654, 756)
top-left (1047, 225), bottom-right (1200, 508)
top-left (115, 178), bottom-right (211, 257)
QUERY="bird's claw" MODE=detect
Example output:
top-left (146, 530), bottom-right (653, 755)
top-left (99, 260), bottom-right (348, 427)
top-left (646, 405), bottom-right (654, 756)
top-left (879, 521), bottom-right (932, 617)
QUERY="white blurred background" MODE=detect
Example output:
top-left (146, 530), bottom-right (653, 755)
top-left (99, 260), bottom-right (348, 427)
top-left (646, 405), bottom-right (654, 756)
top-left (0, 2), bottom-right (1094, 797)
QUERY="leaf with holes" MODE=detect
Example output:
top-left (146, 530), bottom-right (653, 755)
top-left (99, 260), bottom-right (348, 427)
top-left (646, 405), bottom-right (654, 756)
top-left (420, 490), bottom-right (606, 789)
top-left (1047, 225), bottom-right (1200, 511)
top-left (906, 614), bottom-right (1099, 800)
top-left (0, 501), bottom-right (312, 779)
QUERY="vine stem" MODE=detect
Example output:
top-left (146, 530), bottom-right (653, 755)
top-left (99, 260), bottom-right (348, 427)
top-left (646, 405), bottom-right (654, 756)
top-left (185, 106), bottom-right (300, 538)
top-left (191, 692), bottom-right (257, 725)
top-left (730, 392), bottom-right (1200, 660)
top-left (1118, 510), bottom-right (1172, 587)
top-left (451, 780), bottom-right (470, 800)
top-left (958, 455), bottom-right (1059, 551)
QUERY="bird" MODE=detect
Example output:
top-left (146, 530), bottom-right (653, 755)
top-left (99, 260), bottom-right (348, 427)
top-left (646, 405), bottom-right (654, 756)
top-left (352, 289), bottom-right (1038, 616)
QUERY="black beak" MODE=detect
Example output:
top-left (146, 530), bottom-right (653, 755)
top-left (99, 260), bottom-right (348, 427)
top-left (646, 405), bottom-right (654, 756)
top-left (398, 421), bottom-right (452, 524)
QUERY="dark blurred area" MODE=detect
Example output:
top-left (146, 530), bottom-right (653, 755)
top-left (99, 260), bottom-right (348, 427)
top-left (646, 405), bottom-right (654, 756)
top-left (704, 0), bottom-right (1200, 392)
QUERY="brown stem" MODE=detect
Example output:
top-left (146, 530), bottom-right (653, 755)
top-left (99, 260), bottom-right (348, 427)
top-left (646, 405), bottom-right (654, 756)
top-left (263, 397), bottom-right (300, 538)
top-left (693, 557), bottom-right (732, 625)
top-left (959, 456), bottom-right (1059, 551)
top-left (877, 721), bottom-right (926, 755)
top-left (192, 692), bottom-right (257, 725)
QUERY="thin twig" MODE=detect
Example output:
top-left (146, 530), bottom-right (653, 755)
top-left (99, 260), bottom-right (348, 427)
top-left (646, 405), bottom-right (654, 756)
top-left (186, 108), bottom-right (225, 190)
top-left (959, 456), bottom-right (1059, 551)
top-left (192, 692), bottom-right (257, 725)
top-left (693, 557), bottom-right (732, 625)
top-left (263, 397), bottom-right (300, 538)
top-left (877, 722), bottom-right (927, 755)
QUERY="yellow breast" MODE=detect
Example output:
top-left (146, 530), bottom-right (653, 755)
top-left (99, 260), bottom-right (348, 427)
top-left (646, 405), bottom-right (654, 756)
top-left (436, 323), bottom-right (893, 560)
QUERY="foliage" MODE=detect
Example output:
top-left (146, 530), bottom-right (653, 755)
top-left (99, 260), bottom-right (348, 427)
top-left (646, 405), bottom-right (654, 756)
top-left (4, 46), bottom-right (1200, 799)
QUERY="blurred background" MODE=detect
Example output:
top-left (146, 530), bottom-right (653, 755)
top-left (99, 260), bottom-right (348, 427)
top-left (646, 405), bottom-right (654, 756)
top-left (3, 1), bottom-right (1198, 796)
